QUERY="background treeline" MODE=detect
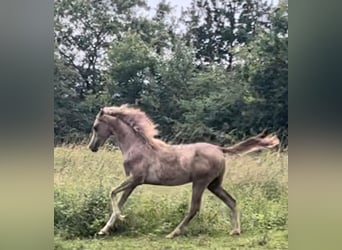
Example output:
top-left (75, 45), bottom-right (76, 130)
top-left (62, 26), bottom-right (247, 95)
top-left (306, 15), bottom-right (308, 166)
top-left (54, 0), bottom-right (288, 147)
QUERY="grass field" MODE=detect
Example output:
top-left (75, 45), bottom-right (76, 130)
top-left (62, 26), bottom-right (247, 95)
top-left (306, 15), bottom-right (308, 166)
top-left (54, 146), bottom-right (288, 249)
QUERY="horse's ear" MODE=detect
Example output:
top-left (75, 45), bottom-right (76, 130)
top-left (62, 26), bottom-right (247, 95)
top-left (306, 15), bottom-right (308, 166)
top-left (99, 108), bottom-right (104, 116)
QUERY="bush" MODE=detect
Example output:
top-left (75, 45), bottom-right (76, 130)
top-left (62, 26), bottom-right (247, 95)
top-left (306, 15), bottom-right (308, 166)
top-left (54, 187), bottom-right (109, 239)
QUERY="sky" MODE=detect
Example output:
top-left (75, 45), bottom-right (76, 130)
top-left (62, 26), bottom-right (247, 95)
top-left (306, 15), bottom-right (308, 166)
top-left (147, 0), bottom-right (192, 14)
top-left (147, 0), bottom-right (279, 16)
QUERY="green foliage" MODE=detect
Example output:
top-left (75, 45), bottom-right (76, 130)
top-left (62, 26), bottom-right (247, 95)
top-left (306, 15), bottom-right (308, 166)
top-left (54, 0), bottom-right (149, 144)
top-left (238, 3), bottom-right (288, 144)
top-left (131, 0), bottom-right (177, 55)
top-left (107, 33), bottom-right (158, 105)
top-left (54, 58), bottom-right (91, 143)
top-left (183, 0), bottom-right (271, 67)
top-left (174, 67), bottom-right (248, 144)
top-left (55, 0), bottom-right (147, 97)
top-left (54, 57), bottom-right (111, 143)
top-left (54, 187), bottom-right (109, 239)
top-left (54, 0), bottom-right (288, 147)
top-left (140, 41), bottom-right (196, 139)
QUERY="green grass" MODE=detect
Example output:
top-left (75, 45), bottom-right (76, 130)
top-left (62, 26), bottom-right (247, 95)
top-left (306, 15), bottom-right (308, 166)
top-left (54, 146), bottom-right (288, 249)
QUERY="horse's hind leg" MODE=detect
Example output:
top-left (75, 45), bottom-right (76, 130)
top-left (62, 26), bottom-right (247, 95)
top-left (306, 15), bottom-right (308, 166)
top-left (166, 181), bottom-right (207, 239)
top-left (208, 180), bottom-right (241, 235)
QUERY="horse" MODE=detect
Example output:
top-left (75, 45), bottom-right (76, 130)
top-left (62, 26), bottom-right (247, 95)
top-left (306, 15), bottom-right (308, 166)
top-left (88, 105), bottom-right (279, 238)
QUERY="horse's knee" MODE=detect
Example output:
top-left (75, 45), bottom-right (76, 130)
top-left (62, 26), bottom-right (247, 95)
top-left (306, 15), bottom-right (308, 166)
top-left (230, 197), bottom-right (237, 208)
top-left (110, 190), bottom-right (116, 199)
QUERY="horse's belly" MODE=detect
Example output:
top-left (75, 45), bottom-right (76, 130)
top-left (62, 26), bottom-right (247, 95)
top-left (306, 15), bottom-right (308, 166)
top-left (160, 176), bottom-right (191, 186)
top-left (145, 178), bottom-right (191, 186)
top-left (145, 171), bottom-right (191, 186)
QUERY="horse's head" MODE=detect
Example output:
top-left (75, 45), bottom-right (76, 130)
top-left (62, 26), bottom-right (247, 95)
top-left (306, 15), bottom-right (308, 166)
top-left (88, 108), bottom-right (114, 152)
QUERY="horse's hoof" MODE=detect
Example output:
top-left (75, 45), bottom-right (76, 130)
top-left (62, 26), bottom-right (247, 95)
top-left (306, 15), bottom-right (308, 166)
top-left (118, 214), bottom-right (126, 222)
top-left (165, 233), bottom-right (175, 239)
top-left (165, 228), bottom-right (181, 239)
top-left (229, 229), bottom-right (241, 236)
top-left (95, 230), bottom-right (109, 239)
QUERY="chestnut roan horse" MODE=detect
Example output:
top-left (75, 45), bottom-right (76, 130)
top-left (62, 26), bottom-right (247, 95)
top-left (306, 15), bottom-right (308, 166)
top-left (88, 105), bottom-right (279, 238)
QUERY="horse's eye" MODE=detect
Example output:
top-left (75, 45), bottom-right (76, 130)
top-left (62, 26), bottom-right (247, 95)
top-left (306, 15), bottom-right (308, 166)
top-left (93, 126), bottom-right (98, 132)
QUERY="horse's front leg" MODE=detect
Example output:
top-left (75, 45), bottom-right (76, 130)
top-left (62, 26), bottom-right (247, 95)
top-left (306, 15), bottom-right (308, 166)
top-left (98, 177), bottom-right (137, 236)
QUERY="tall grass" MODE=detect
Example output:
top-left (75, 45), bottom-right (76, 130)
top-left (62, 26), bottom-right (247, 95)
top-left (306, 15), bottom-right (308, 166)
top-left (54, 146), bottom-right (287, 247)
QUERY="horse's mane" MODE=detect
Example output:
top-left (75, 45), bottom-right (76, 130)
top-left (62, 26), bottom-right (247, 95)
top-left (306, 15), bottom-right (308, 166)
top-left (103, 105), bottom-right (167, 149)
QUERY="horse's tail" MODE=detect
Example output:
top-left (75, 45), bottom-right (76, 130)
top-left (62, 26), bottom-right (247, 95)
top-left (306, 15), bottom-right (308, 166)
top-left (220, 131), bottom-right (280, 156)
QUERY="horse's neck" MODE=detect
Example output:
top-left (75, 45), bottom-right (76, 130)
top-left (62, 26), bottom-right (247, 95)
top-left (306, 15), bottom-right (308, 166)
top-left (113, 120), bottom-right (143, 154)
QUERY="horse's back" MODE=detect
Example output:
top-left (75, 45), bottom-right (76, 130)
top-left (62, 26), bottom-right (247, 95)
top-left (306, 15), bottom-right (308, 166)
top-left (172, 142), bottom-right (224, 158)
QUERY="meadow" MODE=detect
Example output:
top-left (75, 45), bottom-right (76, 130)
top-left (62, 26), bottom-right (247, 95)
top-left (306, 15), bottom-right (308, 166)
top-left (54, 146), bottom-right (288, 249)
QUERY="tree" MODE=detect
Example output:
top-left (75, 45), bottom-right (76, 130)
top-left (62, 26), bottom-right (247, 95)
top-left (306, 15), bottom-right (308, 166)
top-left (54, 54), bottom-right (112, 144)
top-left (54, 0), bottom-right (288, 146)
top-left (106, 33), bottom-right (157, 105)
top-left (54, 56), bottom-right (89, 143)
top-left (183, 0), bottom-right (270, 69)
top-left (173, 66), bottom-right (249, 144)
top-left (54, 0), bottom-right (147, 98)
top-left (239, 2), bottom-right (288, 145)
top-left (130, 0), bottom-right (178, 55)
top-left (140, 41), bottom-right (196, 139)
